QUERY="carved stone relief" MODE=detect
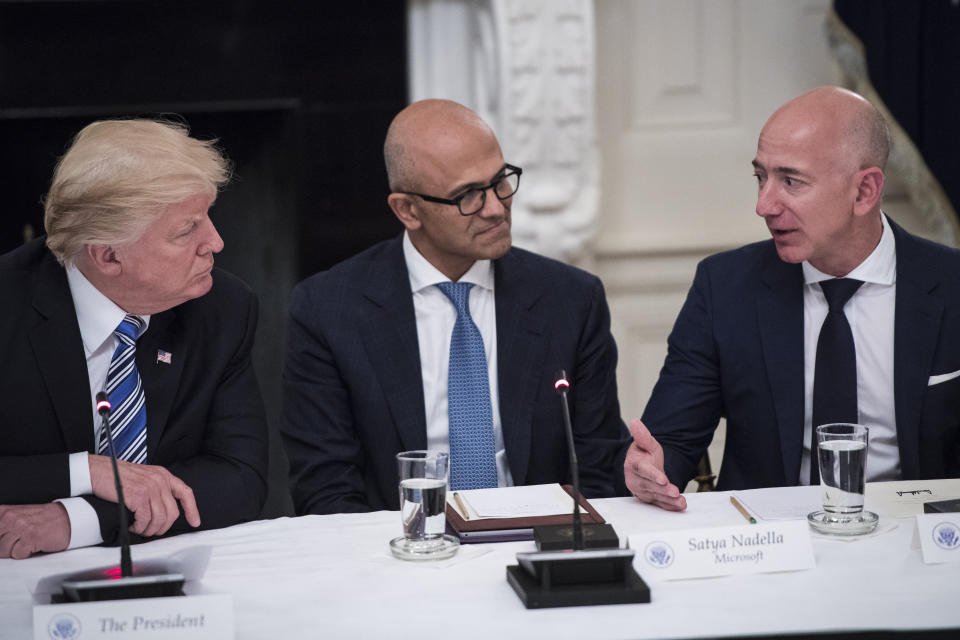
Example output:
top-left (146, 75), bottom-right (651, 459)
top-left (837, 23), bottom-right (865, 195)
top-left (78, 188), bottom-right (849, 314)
top-left (407, 0), bottom-right (599, 261)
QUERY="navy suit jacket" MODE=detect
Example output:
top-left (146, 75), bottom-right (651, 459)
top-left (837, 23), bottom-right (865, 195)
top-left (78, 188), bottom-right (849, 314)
top-left (283, 235), bottom-right (629, 514)
top-left (642, 219), bottom-right (960, 490)
top-left (0, 239), bottom-right (269, 544)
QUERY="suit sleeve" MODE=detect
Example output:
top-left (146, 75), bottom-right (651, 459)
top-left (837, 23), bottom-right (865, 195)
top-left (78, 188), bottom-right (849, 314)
top-left (0, 453), bottom-right (70, 504)
top-left (569, 278), bottom-right (632, 498)
top-left (641, 261), bottom-right (724, 490)
top-left (84, 291), bottom-right (269, 544)
top-left (282, 281), bottom-right (371, 515)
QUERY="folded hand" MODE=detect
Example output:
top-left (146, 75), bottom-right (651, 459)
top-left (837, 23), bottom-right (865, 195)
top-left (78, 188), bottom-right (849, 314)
top-left (89, 455), bottom-right (201, 537)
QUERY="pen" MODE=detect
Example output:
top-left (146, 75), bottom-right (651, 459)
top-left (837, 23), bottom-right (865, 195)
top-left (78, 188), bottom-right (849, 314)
top-left (453, 492), bottom-right (471, 520)
top-left (730, 496), bottom-right (757, 524)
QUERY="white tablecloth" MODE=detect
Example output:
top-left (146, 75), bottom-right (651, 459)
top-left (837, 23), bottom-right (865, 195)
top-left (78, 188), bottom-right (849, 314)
top-left (2, 487), bottom-right (958, 639)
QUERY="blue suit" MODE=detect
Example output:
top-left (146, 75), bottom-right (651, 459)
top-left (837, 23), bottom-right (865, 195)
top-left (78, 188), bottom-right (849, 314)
top-left (642, 219), bottom-right (960, 490)
top-left (283, 235), bottom-right (629, 514)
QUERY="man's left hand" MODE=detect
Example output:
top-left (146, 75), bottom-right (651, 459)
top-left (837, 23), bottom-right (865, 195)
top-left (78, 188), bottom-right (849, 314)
top-left (0, 503), bottom-right (71, 559)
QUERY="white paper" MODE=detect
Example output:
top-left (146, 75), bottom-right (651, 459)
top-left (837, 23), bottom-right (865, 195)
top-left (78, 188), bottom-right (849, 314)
top-left (628, 520), bottom-right (815, 581)
top-left (734, 486), bottom-right (821, 521)
top-left (450, 484), bottom-right (575, 519)
top-left (34, 594), bottom-right (233, 640)
top-left (913, 513), bottom-right (960, 564)
top-left (865, 479), bottom-right (960, 518)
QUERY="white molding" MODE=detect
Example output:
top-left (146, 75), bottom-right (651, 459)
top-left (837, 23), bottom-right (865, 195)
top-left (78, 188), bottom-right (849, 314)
top-left (407, 0), bottom-right (599, 262)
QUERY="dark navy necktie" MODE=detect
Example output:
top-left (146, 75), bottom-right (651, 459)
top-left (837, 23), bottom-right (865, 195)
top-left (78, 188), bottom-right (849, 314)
top-left (98, 315), bottom-right (148, 463)
top-left (435, 282), bottom-right (498, 490)
top-left (811, 278), bottom-right (863, 484)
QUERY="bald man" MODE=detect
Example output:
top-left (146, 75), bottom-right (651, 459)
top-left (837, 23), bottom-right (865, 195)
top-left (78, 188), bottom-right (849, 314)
top-left (626, 87), bottom-right (960, 510)
top-left (283, 99), bottom-right (629, 515)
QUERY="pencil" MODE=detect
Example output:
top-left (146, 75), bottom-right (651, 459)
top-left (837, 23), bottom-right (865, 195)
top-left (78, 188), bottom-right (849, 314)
top-left (730, 496), bottom-right (757, 524)
top-left (453, 492), bottom-right (471, 520)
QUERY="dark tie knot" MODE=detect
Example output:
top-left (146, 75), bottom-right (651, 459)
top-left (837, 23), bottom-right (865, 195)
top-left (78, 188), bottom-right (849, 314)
top-left (115, 314), bottom-right (146, 341)
top-left (820, 278), bottom-right (864, 313)
top-left (436, 281), bottom-right (475, 316)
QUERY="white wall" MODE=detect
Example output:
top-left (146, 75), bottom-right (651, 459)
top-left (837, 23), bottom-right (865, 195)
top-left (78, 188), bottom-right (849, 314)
top-left (593, 0), bottom-right (842, 479)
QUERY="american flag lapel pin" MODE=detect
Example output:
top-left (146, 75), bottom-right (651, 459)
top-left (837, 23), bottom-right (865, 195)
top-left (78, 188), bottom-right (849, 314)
top-left (157, 349), bottom-right (173, 365)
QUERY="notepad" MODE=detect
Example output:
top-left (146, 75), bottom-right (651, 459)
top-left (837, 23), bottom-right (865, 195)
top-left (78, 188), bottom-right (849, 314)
top-left (450, 484), bottom-right (577, 519)
top-left (734, 485), bottom-right (821, 521)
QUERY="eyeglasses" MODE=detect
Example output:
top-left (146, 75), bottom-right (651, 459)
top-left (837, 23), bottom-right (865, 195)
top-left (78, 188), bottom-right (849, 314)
top-left (401, 164), bottom-right (522, 216)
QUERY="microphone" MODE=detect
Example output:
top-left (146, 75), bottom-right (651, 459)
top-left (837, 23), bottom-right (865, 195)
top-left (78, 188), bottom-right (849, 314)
top-left (531, 370), bottom-right (617, 552)
top-left (505, 370), bottom-right (650, 608)
top-left (55, 392), bottom-right (184, 602)
top-left (551, 371), bottom-right (583, 550)
top-left (96, 392), bottom-right (133, 577)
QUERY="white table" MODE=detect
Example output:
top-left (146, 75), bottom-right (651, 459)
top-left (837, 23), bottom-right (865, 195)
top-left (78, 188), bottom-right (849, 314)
top-left (2, 486), bottom-right (958, 639)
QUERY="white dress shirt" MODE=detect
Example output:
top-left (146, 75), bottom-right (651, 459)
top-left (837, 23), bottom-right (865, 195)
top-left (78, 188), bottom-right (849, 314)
top-left (58, 266), bottom-right (150, 548)
top-left (402, 232), bottom-right (514, 486)
top-left (800, 215), bottom-right (900, 484)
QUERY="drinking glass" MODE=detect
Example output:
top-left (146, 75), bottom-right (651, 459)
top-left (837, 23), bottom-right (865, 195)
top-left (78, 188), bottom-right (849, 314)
top-left (807, 423), bottom-right (879, 535)
top-left (389, 450), bottom-right (459, 560)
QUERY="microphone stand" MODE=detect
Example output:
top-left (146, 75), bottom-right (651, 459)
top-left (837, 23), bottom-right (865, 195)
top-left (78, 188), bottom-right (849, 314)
top-left (556, 373), bottom-right (584, 551)
top-left (531, 371), bottom-right (617, 551)
top-left (505, 370), bottom-right (650, 609)
top-left (56, 393), bottom-right (185, 602)
top-left (98, 394), bottom-right (133, 577)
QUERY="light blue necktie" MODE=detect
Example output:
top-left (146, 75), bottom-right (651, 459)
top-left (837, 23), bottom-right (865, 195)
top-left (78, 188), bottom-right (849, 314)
top-left (436, 282), bottom-right (498, 490)
top-left (98, 315), bottom-right (148, 463)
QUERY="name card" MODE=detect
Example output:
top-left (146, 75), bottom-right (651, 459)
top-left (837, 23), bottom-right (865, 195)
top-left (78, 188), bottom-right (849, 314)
top-left (627, 521), bottom-right (815, 581)
top-left (34, 594), bottom-right (232, 640)
top-left (912, 513), bottom-right (960, 564)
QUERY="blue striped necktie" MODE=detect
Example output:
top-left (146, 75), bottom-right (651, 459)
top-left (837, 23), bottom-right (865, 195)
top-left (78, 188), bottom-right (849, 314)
top-left (98, 315), bottom-right (148, 463)
top-left (435, 282), bottom-right (498, 490)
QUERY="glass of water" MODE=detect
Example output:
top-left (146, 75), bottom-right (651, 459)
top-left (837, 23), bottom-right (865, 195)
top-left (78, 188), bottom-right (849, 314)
top-left (807, 423), bottom-right (879, 535)
top-left (389, 450), bottom-right (459, 560)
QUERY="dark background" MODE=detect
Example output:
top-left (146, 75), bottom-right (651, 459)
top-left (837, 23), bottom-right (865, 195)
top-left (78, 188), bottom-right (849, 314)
top-left (0, 0), bottom-right (409, 518)
top-left (834, 0), bottom-right (960, 219)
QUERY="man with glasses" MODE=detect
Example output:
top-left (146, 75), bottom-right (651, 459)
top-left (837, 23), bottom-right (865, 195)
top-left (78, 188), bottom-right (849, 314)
top-left (283, 99), bottom-right (629, 515)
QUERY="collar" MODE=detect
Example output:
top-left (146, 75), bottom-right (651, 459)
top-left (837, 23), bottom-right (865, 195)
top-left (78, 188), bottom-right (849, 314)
top-left (65, 265), bottom-right (150, 357)
top-left (802, 213), bottom-right (896, 286)
top-left (402, 231), bottom-right (495, 293)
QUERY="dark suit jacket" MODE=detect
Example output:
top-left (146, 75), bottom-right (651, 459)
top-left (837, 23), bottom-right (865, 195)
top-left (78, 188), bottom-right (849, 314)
top-left (283, 235), bottom-right (629, 515)
top-left (0, 239), bottom-right (268, 544)
top-left (642, 218), bottom-right (960, 490)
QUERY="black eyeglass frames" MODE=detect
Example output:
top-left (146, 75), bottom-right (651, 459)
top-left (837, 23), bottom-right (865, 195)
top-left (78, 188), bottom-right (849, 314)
top-left (400, 164), bottom-right (522, 216)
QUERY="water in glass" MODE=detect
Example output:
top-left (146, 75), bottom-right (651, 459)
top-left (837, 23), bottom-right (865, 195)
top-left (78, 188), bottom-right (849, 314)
top-left (400, 477), bottom-right (447, 541)
top-left (819, 439), bottom-right (867, 514)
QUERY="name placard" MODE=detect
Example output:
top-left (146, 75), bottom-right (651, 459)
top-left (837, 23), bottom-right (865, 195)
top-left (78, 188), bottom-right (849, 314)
top-left (33, 594), bottom-right (232, 640)
top-left (912, 513), bottom-right (960, 564)
top-left (627, 521), bottom-right (815, 581)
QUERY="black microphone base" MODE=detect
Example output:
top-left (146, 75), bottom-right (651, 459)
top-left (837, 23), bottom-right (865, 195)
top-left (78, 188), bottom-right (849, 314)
top-left (534, 523), bottom-right (620, 551)
top-left (507, 549), bottom-right (650, 609)
top-left (57, 566), bottom-right (185, 603)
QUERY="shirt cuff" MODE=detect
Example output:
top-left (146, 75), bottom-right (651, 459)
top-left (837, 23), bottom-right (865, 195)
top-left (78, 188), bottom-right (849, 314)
top-left (55, 497), bottom-right (104, 549)
top-left (68, 451), bottom-right (93, 496)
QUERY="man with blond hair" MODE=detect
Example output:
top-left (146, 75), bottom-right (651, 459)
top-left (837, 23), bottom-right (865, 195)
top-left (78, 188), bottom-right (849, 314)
top-left (284, 99), bottom-right (629, 515)
top-left (0, 119), bottom-right (268, 557)
top-left (625, 87), bottom-right (960, 510)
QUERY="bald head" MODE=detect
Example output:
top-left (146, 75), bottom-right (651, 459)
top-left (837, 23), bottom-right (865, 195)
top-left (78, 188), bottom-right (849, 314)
top-left (764, 86), bottom-right (889, 173)
top-left (384, 99), bottom-right (499, 192)
top-left (754, 86), bottom-right (888, 276)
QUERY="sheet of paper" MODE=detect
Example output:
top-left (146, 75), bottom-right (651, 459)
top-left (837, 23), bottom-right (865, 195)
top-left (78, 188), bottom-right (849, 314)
top-left (734, 486), bottom-right (821, 521)
top-left (734, 479), bottom-right (960, 523)
top-left (450, 484), bottom-right (575, 519)
top-left (865, 479), bottom-right (960, 518)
